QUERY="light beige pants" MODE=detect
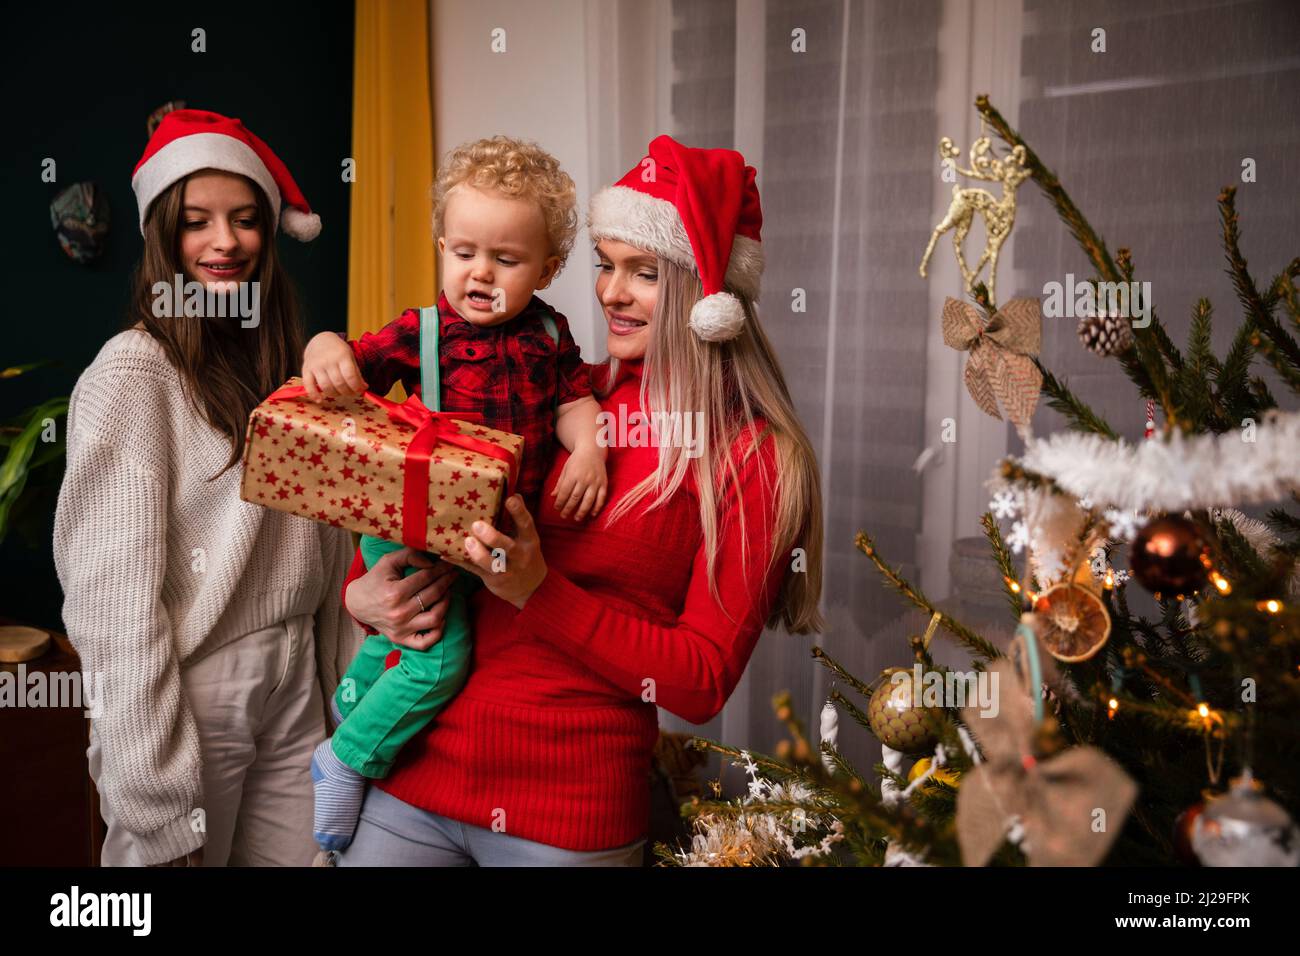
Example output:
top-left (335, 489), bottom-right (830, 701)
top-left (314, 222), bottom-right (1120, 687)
top-left (88, 612), bottom-right (325, 866)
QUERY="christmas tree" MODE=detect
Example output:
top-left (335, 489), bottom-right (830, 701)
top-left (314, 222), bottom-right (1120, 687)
top-left (660, 96), bottom-right (1300, 868)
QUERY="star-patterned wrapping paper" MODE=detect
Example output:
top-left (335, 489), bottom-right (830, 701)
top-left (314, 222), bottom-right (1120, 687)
top-left (239, 377), bottom-right (525, 559)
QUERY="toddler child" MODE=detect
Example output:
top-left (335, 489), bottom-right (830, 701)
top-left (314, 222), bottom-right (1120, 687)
top-left (300, 137), bottom-right (607, 857)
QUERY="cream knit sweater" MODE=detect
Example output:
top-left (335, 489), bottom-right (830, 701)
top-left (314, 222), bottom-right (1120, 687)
top-left (52, 328), bottom-right (364, 865)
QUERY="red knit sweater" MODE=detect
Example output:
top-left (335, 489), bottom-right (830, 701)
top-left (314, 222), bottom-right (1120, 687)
top-left (340, 357), bottom-right (790, 850)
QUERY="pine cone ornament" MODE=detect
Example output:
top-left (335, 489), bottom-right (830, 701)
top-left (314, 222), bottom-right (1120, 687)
top-left (1077, 313), bottom-right (1133, 356)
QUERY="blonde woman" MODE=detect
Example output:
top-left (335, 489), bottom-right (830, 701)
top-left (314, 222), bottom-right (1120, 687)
top-left (337, 135), bottom-right (824, 866)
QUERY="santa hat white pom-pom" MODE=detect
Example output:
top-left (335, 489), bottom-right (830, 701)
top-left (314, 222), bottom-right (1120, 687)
top-left (281, 206), bottom-right (322, 241)
top-left (689, 292), bottom-right (746, 342)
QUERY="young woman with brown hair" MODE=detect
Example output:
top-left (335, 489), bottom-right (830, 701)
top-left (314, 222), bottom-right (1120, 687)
top-left (51, 110), bottom-right (385, 866)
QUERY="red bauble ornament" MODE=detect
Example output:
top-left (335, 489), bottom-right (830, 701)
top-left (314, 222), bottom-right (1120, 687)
top-left (1129, 515), bottom-right (1210, 598)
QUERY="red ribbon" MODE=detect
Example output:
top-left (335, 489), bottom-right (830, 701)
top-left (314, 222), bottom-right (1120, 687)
top-left (264, 383), bottom-right (519, 549)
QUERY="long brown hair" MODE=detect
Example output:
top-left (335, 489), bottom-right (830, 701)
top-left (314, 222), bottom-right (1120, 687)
top-left (596, 258), bottom-right (825, 635)
top-left (122, 172), bottom-right (305, 479)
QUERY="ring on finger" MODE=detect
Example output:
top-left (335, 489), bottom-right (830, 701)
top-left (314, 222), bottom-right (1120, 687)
top-left (417, 594), bottom-right (426, 612)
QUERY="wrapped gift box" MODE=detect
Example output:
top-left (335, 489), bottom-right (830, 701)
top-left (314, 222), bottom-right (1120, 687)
top-left (239, 377), bottom-right (524, 559)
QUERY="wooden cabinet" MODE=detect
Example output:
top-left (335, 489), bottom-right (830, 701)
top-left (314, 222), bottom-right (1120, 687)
top-left (0, 628), bottom-right (104, 866)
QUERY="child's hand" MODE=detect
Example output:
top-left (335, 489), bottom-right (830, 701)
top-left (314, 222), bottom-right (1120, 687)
top-left (552, 448), bottom-right (608, 521)
top-left (303, 331), bottom-right (368, 401)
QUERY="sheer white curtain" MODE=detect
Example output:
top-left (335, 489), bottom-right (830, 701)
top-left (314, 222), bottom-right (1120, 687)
top-left (581, 0), bottom-right (1300, 797)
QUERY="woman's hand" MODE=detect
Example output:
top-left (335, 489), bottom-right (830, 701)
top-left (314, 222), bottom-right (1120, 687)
top-left (344, 547), bottom-right (458, 650)
top-left (442, 496), bottom-right (547, 610)
top-left (303, 331), bottom-right (368, 401)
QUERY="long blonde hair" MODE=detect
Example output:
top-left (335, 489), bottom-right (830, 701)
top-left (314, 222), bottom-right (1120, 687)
top-left (597, 259), bottom-right (824, 634)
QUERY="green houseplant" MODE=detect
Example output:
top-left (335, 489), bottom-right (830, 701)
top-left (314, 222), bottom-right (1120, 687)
top-left (0, 360), bottom-right (69, 553)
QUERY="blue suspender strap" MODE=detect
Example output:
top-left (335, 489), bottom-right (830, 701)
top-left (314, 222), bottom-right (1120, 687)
top-left (421, 304), bottom-right (557, 414)
top-left (419, 306), bottom-right (441, 412)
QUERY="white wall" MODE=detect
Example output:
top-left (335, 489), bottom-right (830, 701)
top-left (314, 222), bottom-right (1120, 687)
top-left (431, 0), bottom-right (601, 356)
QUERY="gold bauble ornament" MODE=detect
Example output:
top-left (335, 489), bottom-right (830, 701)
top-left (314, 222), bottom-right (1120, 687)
top-left (867, 667), bottom-right (945, 755)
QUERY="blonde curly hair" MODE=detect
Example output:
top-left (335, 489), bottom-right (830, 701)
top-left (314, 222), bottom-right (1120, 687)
top-left (433, 136), bottom-right (578, 270)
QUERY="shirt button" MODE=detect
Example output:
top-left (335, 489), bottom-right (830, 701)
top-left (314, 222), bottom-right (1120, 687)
top-left (466, 348), bottom-right (475, 357)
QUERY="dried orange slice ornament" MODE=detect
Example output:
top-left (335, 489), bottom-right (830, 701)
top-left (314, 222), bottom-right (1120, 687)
top-left (1031, 582), bottom-right (1111, 662)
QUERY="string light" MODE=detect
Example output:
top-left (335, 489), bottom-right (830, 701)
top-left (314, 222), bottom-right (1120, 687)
top-left (1258, 599), bottom-right (1282, 614)
top-left (1191, 702), bottom-right (1224, 733)
top-left (1210, 571), bottom-right (1231, 595)
top-left (1107, 697), bottom-right (1119, 720)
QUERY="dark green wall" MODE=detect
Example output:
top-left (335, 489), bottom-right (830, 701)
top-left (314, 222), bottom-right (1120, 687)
top-left (1, 1), bottom-right (355, 630)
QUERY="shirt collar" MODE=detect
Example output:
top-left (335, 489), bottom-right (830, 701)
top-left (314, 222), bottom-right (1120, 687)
top-left (437, 290), bottom-right (543, 335)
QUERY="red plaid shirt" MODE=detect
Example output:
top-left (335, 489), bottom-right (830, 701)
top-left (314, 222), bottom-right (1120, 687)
top-left (344, 291), bottom-right (591, 506)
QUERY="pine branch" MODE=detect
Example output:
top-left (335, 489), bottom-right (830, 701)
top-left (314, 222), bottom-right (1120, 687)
top-left (1216, 318), bottom-right (1257, 422)
top-left (829, 688), bottom-right (874, 736)
top-left (975, 95), bottom-right (1118, 278)
top-left (1118, 248), bottom-right (1185, 374)
top-left (822, 743), bottom-right (874, 795)
top-left (1133, 319), bottom-right (1180, 430)
top-left (1032, 357), bottom-right (1120, 439)
top-left (854, 531), bottom-right (1001, 660)
top-left (1264, 507), bottom-right (1300, 546)
top-left (1221, 188), bottom-right (1300, 379)
top-left (1186, 298), bottom-right (1220, 375)
top-left (980, 511), bottom-right (1028, 619)
top-left (1275, 259), bottom-right (1300, 334)
top-left (1248, 375), bottom-right (1278, 412)
top-left (976, 95), bottom-right (1183, 428)
top-left (1179, 299), bottom-right (1231, 431)
top-left (1112, 342), bottom-right (1162, 404)
top-left (809, 646), bottom-right (876, 701)
top-left (1250, 328), bottom-right (1300, 393)
top-left (1214, 512), bottom-right (1273, 581)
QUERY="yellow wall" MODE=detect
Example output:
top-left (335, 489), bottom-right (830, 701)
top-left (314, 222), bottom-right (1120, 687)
top-left (348, 0), bottom-right (437, 399)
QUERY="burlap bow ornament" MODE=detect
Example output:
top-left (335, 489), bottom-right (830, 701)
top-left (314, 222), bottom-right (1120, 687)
top-left (956, 638), bottom-right (1137, 866)
top-left (942, 297), bottom-right (1043, 434)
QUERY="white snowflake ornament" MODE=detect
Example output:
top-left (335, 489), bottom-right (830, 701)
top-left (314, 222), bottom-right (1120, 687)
top-left (989, 489), bottom-right (1021, 520)
top-left (1007, 520), bottom-right (1030, 554)
top-left (1104, 508), bottom-right (1143, 543)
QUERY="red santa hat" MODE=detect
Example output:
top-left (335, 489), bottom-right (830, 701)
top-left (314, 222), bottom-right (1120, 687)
top-left (587, 135), bottom-right (762, 342)
top-left (131, 109), bottom-right (321, 241)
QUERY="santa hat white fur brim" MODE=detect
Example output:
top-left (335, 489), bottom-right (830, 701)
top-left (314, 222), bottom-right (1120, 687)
top-left (131, 131), bottom-right (320, 241)
top-left (587, 185), bottom-right (763, 301)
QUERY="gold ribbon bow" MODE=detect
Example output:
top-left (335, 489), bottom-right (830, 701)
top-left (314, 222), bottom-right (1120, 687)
top-left (956, 652), bottom-right (1137, 867)
top-left (941, 296), bottom-right (1043, 433)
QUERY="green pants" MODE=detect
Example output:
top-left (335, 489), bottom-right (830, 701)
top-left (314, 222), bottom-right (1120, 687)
top-left (330, 534), bottom-right (477, 778)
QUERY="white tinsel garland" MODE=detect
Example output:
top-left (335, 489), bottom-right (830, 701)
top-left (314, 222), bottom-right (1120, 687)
top-left (1018, 409), bottom-right (1300, 512)
top-left (672, 750), bottom-right (845, 866)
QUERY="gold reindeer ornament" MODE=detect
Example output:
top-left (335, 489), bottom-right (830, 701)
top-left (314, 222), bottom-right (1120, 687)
top-left (919, 136), bottom-right (1031, 307)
